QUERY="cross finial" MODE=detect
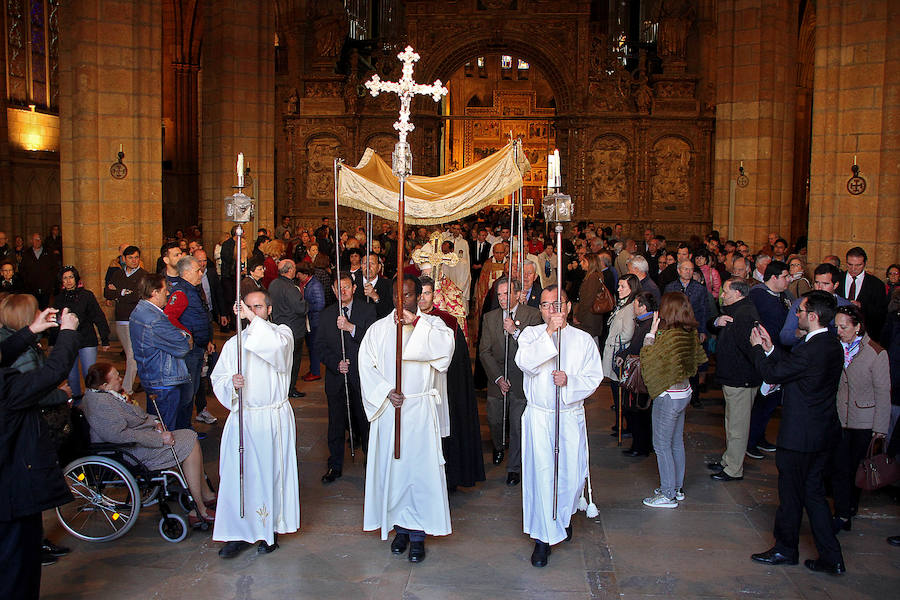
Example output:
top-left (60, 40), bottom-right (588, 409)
top-left (365, 45), bottom-right (448, 144)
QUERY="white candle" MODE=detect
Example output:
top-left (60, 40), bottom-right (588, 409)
top-left (118, 143), bottom-right (123, 154)
top-left (853, 154), bottom-right (857, 166)
top-left (553, 150), bottom-right (560, 188)
top-left (237, 152), bottom-right (244, 187)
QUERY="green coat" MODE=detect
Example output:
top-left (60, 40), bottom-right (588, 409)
top-left (640, 328), bottom-right (707, 400)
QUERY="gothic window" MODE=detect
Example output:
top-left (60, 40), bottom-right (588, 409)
top-left (500, 55), bottom-right (512, 69)
top-left (4, 0), bottom-right (58, 110)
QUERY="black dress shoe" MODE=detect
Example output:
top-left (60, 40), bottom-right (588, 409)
top-left (42, 539), bottom-right (71, 557)
top-left (531, 541), bottom-right (551, 567)
top-left (751, 547), bottom-right (797, 565)
top-left (757, 439), bottom-right (777, 452)
top-left (888, 535), bottom-right (900, 547)
top-left (832, 516), bottom-right (851, 534)
top-left (218, 541), bottom-right (252, 559)
top-left (804, 559), bottom-right (845, 575)
top-left (321, 467), bottom-right (342, 483)
top-left (41, 552), bottom-right (58, 566)
top-left (258, 540), bottom-right (279, 554)
top-left (408, 541), bottom-right (426, 563)
top-left (288, 389), bottom-right (306, 398)
top-left (706, 461), bottom-right (724, 471)
top-left (711, 471), bottom-right (743, 481)
top-left (565, 526), bottom-right (573, 542)
top-left (390, 533), bottom-right (409, 554)
top-left (506, 472), bottom-right (520, 486)
top-left (622, 449), bottom-right (647, 457)
top-left (492, 449), bottom-right (505, 465)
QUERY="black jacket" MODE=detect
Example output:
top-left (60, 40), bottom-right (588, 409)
top-left (710, 297), bottom-right (762, 388)
top-left (269, 276), bottom-right (308, 339)
top-left (355, 276), bottom-right (393, 319)
top-left (50, 288), bottom-right (111, 348)
top-left (751, 331), bottom-right (843, 452)
top-left (837, 271), bottom-right (888, 343)
top-left (316, 301), bottom-right (376, 397)
top-left (0, 328), bottom-right (79, 520)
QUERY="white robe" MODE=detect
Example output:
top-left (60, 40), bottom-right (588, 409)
top-left (211, 317), bottom-right (300, 545)
top-left (441, 234), bottom-right (472, 311)
top-left (359, 309), bottom-right (454, 539)
top-left (515, 324), bottom-right (604, 545)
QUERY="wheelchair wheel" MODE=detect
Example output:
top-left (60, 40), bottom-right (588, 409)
top-left (159, 513), bottom-right (188, 543)
top-left (56, 455), bottom-right (141, 542)
top-left (177, 491), bottom-right (194, 513)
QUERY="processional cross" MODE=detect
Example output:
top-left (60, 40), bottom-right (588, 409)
top-left (364, 46), bottom-right (447, 459)
top-left (412, 232), bottom-right (459, 281)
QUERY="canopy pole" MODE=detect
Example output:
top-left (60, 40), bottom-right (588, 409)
top-left (333, 158), bottom-right (355, 459)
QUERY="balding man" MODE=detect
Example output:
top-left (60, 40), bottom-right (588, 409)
top-left (268, 259), bottom-right (308, 398)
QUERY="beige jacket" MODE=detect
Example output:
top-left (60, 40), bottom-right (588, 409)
top-left (836, 335), bottom-right (891, 434)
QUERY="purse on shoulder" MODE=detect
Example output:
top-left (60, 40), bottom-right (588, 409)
top-left (621, 355), bottom-right (648, 396)
top-left (855, 436), bottom-right (900, 491)
top-left (591, 281), bottom-right (615, 314)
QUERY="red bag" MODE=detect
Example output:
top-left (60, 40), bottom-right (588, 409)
top-left (855, 436), bottom-right (900, 491)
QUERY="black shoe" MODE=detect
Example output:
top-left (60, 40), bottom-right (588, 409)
top-left (42, 539), bottom-right (71, 557)
top-left (750, 547), bottom-right (798, 565)
top-left (492, 449), bottom-right (505, 465)
top-left (288, 389), bottom-right (305, 398)
top-left (506, 472), bottom-right (520, 486)
top-left (408, 541), bottom-right (426, 563)
top-left (711, 471), bottom-right (743, 482)
top-left (531, 541), bottom-right (551, 567)
top-left (321, 467), bottom-right (342, 484)
top-left (706, 461), bottom-right (724, 471)
top-left (757, 439), bottom-right (777, 452)
top-left (887, 535), bottom-right (900, 547)
top-left (41, 552), bottom-right (58, 566)
top-left (390, 533), bottom-right (409, 554)
top-left (218, 541), bottom-right (252, 559)
top-left (745, 446), bottom-right (764, 459)
top-left (804, 559), bottom-right (845, 575)
top-left (832, 516), bottom-right (852, 534)
top-left (565, 526), bottom-right (573, 542)
top-left (258, 540), bottom-right (279, 554)
top-left (690, 397), bottom-right (703, 408)
top-left (622, 449), bottom-right (647, 457)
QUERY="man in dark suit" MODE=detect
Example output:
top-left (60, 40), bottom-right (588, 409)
top-left (479, 276), bottom-right (543, 485)
top-left (470, 227), bottom-right (492, 286)
top-left (358, 252), bottom-right (393, 319)
top-left (749, 290), bottom-right (845, 575)
top-left (837, 246), bottom-right (887, 343)
top-left (18, 233), bottom-right (59, 308)
top-left (520, 260), bottom-right (543, 309)
top-left (316, 272), bottom-right (376, 483)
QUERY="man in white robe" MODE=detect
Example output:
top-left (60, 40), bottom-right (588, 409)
top-left (442, 225), bottom-right (472, 312)
top-left (359, 274), bottom-right (454, 564)
top-left (211, 289), bottom-right (301, 558)
top-left (515, 285), bottom-right (604, 568)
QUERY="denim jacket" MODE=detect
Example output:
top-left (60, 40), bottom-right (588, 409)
top-left (129, 299), bottom-right (191, 388)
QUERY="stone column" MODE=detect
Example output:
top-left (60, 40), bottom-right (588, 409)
top-left (58, 0), bottom-right (163, 296)
top-left (199, 0), bottom-right (275, 250)
top-left (807, 0), bottom-right (899, 273)
top-left (712, 0), bottom-right (798, 248)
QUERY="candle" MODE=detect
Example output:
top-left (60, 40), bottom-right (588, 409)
top-left (237, 152), bottom-right (244, 187)
top-left (118, 143), bottom-right (123, 154)
top-left (853, 155), bottom-right (857, 166)
top-left (740, 160), bottom-right (743, 168)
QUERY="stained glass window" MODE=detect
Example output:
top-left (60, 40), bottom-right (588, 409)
top-left (4, 0), bottom-right (58, 110)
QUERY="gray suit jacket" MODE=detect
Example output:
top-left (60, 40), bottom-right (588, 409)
top-left (479, 303), bottom-right (543, 398)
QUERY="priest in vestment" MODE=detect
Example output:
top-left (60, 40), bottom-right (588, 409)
top-left (359, 275), bottom-right (455, 563)
top-left (441, 229), bottom-right (472, 312)
top-left (471, 242), bottom-right (508, 342)
top-left (419, 275), bottom-right (485, 491)
top-left (515, 285), bottom-right (604, 568)
top-left (211, 289), bottom-right (301, 558)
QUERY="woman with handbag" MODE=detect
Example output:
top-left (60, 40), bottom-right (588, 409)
top-left (573, 253), bottom-right (608, 344)
top-left (639, 293), bottom-right (707, 508)
top-left (602, 274), bottom-right (640, 435)
top-left (615, 291), bottom-right (658, 457)
top-left (830, 305), bottom-right (891, 533)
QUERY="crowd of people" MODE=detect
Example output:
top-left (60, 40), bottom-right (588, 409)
top-left (1, 214), bottom-right (899, 597)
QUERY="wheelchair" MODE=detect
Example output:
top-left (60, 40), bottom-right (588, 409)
top-left (55, 409), bottom-right (212, 543)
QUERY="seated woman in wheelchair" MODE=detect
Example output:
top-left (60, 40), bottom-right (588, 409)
top-left (80, 362), bottom-right (217, 526)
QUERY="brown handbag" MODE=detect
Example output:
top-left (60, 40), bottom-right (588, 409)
top-left (855, 436), bottom-right (900, 491)
top-left (591, 280), bottom-right (615, 314)
top-left (621, 355), bottom-right (648, 397)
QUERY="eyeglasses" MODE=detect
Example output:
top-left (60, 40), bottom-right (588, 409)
top-left (796, 307), bottom-right (807, 315)
top-left (539, 301), bottom-right (563, 310)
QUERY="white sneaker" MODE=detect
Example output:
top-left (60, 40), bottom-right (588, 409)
top-left (643, 492), bottom-right (678, 509)
top-left (655, 487), bottom-right (685, 501)
top-left (195, 409), bottom-right (217, 424)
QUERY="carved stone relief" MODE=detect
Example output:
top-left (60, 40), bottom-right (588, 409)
top-left (651, 136), bottom-right (692, 213)
top-left (587, 136), bottom-right (630, 211)
top-left (366, 133), bottom-right (398, 162)
top-left (305, 136), bottom-right (344, 204)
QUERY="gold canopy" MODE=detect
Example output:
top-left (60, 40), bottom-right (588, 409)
top-left (337, 141), bottom-right (530, 225)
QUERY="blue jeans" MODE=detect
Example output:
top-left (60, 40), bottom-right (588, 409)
top-left (67, 346), bottom-right (98, 397)
top-left (146, 386), bottom-right (180, 431)
top-left (652, 392), bottom-right (691, 499)
top-left (178, 346), bottom-right (205, 429)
